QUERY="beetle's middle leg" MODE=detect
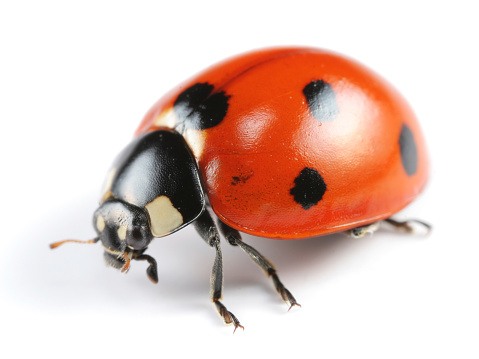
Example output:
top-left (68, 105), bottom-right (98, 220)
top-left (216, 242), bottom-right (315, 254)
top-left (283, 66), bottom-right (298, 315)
top-left (217, 220), bottom-right (300, 311)
top-left (346, 222), bottom-right (381, 238)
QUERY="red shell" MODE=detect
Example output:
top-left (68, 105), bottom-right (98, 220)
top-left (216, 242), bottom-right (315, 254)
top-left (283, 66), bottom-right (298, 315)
top-left (136, 47), bottom-right (428, 239)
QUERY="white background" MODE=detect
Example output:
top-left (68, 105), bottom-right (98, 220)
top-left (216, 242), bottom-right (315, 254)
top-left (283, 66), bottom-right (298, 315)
top-left (1, 1), bottom-right (478, 358)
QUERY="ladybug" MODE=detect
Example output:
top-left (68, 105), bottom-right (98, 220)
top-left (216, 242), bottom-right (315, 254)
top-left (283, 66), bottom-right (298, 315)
top-left (51, 47), bottom-right (429, 331)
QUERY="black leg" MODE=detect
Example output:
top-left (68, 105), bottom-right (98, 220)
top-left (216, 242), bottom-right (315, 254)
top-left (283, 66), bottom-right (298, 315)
top-left (346, 222), bottom-right (380, 238)
top-left (383, 218), bottom-right (432, 234)
top-left (346, 218), bottom-right (431, 238)
top-left (217, 220), bottom-right (300, 311)
top-left (194, 210), bottom-right (244, 332)
top-left (134, 253), bottom-right (158, 284)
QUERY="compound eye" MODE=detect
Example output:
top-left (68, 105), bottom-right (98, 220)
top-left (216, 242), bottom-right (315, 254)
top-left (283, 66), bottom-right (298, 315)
top-left (126, 225), bottom-right (151, 250)
top-left (130, 227), bottom-right (143, 241)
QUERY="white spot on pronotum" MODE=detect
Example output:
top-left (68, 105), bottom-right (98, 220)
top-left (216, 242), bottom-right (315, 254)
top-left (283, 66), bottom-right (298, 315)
top-left (96, 215), bottom-right (106, 232)
top-left (154, 108), bottom-right (206, 158)
top-left (154, 107), bottom-right (177, 128)
top-left (183, 128), bottom-right (206, 158)
top-left (145, 196), bottom-right (183, 237)
top-left (117, 225), bottom-right (127, 241)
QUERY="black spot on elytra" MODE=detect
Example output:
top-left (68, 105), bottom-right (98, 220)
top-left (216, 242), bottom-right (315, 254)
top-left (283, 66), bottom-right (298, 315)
top-left (174, 82), bottom-right (230, 131)
top-left (399, 124), bottom-right (418, 176)
top-left (290, 167), bottom-right (327, 210)
top-left (303, 79), bottom-right (339, 122)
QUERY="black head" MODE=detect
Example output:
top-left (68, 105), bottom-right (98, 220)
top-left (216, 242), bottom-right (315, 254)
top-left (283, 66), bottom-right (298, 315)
top-left (93, 198), bottom-right (153, 269)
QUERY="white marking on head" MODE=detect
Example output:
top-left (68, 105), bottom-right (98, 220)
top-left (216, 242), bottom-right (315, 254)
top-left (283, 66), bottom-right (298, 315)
top-left (117, 225), bottom-right (127, 241)
top-left (145, 196), bottom-right (183, 237)
top-left (96, 215), bottom-right (106, 232)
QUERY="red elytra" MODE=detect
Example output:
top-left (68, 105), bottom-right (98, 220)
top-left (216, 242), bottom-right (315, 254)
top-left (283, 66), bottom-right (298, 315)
top-left (135, 47), bottom-right (428, 239)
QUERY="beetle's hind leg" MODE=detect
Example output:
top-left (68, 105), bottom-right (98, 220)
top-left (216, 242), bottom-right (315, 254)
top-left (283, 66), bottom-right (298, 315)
top-left (217, 220), bottom-right (300, 311)
top-left (383, 218), bottom-right (432, 235)
top-left (346, 218), bottom-right (431, 238)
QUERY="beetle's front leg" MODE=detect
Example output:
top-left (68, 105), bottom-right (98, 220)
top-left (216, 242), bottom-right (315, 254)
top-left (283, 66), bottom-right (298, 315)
top-left (193, 210), bottom-right (244, 332)
top-left (133, 253), bottom-right (159, 284)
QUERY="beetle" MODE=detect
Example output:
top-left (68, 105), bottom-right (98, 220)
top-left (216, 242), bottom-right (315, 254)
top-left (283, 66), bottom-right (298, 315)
top-left (51, 47), bottom-right (429, 331)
